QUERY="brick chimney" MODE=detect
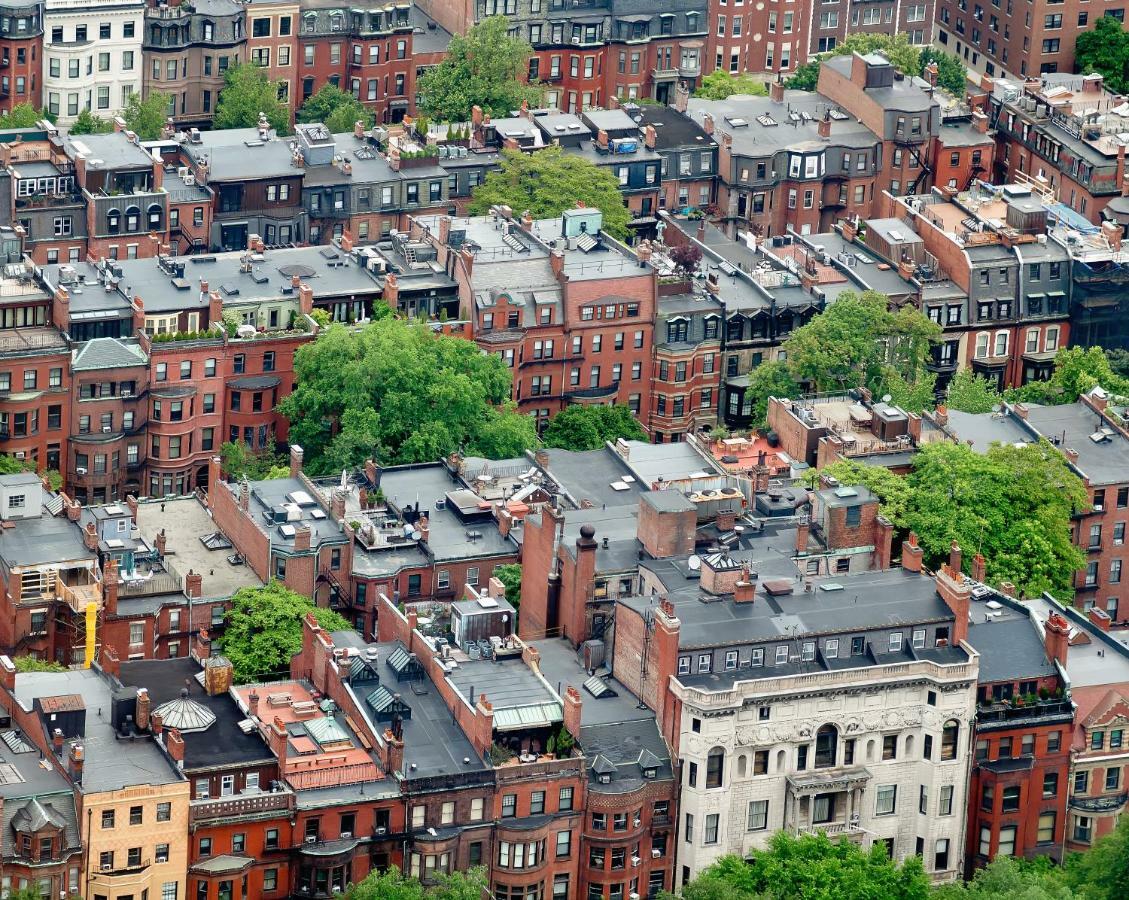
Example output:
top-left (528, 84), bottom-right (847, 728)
top-left (948, 541), bottom-right (962, 574)
top-left (248, 690), bottom-right (259, 717)
top-left (597, 129), bottom-right (609, 150)
top-left (298, 283), bottom-right (313, 315)
top-left (293, 524), bottom-right (312, 551)
top-left (135, 688), bottom-right (151, 731)
top-left (83, 521), bottom-right (98, 551)
top-left (239, 480), bottom-right (250, 512)
top-left (795, 517), bottom-right (810, 555)
top-left (68, 743), bottom-right (84, 782)
top-left (383, 272), bottom-right (400, 308)
top-left (673, 81), bottom-right (690, 113)
top-left (701, 113), bottom-right (714, 135)
top-left (65, 496), bottom-right (81, 522)
top-left (52, 727), bottom-right (64, 755)
top-left (734, 566), bottom-right (757, 603)
top-left (150, 711), bottom-right (163, 736)
top-left (290, 444), bottom-right (304, 477)
top-left (971, 553), bottom-right (986, 583)
top-left (155, 528), bottom-right (167, 556)
top-left (972, 110), bottom-right (989, 134)
top-left (1044, 613), bottom-right (1070, 668)
top-left (1089, 607), bottom-right (1112, 632)
top-left (103, 556), bottom-right (119, 617)
top-left (550, 250), bottom-right (565, 277)
top-left (769, 78), bottom-right (785, 103)
top-left (204, 656), bottom-right (234, 695)
top-left (184, 569), bottom-right (203, 598)
top-left (936, 564), bottom-right (970, 645)
top-left (817, 111), bottom-right (831, 140)
top-left (934, 404), bottom-right (949, 427)
top-left (166, 729), bottom-right (185, 769)
top-left (901, 533), bottom-right (923, 573)
top-left (100, 645), bottom-right (120, 679)
top-left (0, 655), bottom-right (15, 694)
top-left (384, 728), bottom-right (405, 775)
top-left (563, 685), bottom-right (582, 740)
top-left (643, 125), bottom-right (657, 149)
top-left (125, 494), bottom-right (138, 520)
top-left (474, 694), bottom-right (494, 755)
top-left (331, 489), bottom-right (347, 521)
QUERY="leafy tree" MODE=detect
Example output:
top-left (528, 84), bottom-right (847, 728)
top-left (279, 319), bottom-right (537, 472)
top-left (935, 856), bottom-right (1076, 900)
top-left (297, 85), bottom-right (373, 133)
top-left (695, 71), bottom-right (768, 100)
top-left (346, 867), bottom-right (488, 900)
top-left (12, 656), bottom-right (66, 673)
top-left (417, 16), bottom-right (542, 121)
top-left (69, 108), bottom-right (112, 135)
top-left (1076, 15), bottom-right (1129, 95)
top-left (669, 243), bottom-right (703, 275)
top-left (213, 63), bottom-right (291, 135)
top-left (494, 563), bottom-right (521, 618)
top-left (783, 291), bottom-right (939, 393)
top-left (219, 441), bottom-right (288, 481)
top-left (919, 47), bottom-right (969, 97)
top-left (1105, 348), bottom-right (1129, 379)
top-left (785, 63), bottom-right (821, 92)
top-left (470, 146), bottom-right (631, 240)
top-left (541, 404), bottom-right (647, 451)
top-left (946, 370), bottom-right (1004, 414)
top-left (905, 440), bottom-right (1087, 598)
top-left (1007, 346), bottom-right (1129, 407)
top-left (7, 888), bottom-right (51, 900)
top-left (880, 368), bottom-right (937, 415)
top-left (1063, 814), bottom-right (1129, 900)
top-left (121, 92), bottom-right (172, 140)
top-left (820, 459), bottom-right (913, 530)
top-left (221, 581), bottom-right (351, 682)
top-left (745, 361), bottom-right (801, 431)
top-left (1, 103), bottom-right (43, 128)
top-left (0, 454), bottom-right (60, 491)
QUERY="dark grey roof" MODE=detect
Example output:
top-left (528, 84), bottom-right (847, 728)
top-left (64, 133), bottom-right (157, 171)
top-left (945, 409), bottom-right (1032, 454)
top-left (537, 447), bottom-right (643, 510)
top-left (0, 792), bottom-right (80, 861)
top-left (967, 618), bottom-right (1055, 683)
top-left (71, 338), bottom-right (147, 371)
top-left (0, 511), bottom-right (92, 569)
top-left (1025, 401), bottom-right (1129, 486)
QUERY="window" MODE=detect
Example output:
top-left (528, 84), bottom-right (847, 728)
top-left (876, 785), bottom-right (897, 815)
top-left (1074, 815), bottom-right (1093, 843)
top-left (747, 800), bottom-right (768, 831)
top-left (559, 786), bottom-right (573, 810)
top-left (1106, 768), bottom-right (1121, 791)
top-left (704, 813), bottom-right (719, 845)
top-left (102, 810), bottom-right (115, 829)
top-left (1075, 770), bottom-right (1090, 794)
top-left (156, 802), bottom-right (171, 822)
top-left (502, 794), bottom-right (517, 817)
top-left (882, 735), bottom-right (898, 760)
top-left (939, 785), bottom-right (954, 816)
top-left (1001, 785), bottom-right (1020, 813)
top-left (706, 748), bottom-right (724, 788)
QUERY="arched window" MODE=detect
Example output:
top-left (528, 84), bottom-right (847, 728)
top-left (941, 720), bottom-right (959, 760)
top-left (815, 724), bottom-right (838, 768)
top-left (705, 747), bottom-right (724, 789)
top-left (107, 209), bottom-right (120, 234)
top-left (866, 739), bottom-right (876, 762)
top-left (124, 206), bottom-right (140, 233)
top-left (906, 734), bottom-right (916, 758)
top-left (736, 754), bottom-right (747, 778)
top-left (147, 203), bottom-right (162, 229)
top-left (775, 749), bottom-right (786, 772)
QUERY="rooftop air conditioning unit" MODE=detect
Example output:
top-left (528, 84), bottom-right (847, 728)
top-left (121, 389), bottom-right (131, 397)
top-left (14, 451), bottom-right (24, 460)
top-left (375, 826), bottom-right (387, 835)
top-left (102, 425), bottom-right (112, 433)
top-left (76, 466), bottom-right (86, 475)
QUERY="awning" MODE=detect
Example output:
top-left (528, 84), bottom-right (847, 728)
top-left (492, 701), bottom-right (563, 731)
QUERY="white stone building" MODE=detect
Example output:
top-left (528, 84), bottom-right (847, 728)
top-left (43, 0), bottom-right (144, 123)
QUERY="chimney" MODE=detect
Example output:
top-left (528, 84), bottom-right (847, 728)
top-left (166, 729), bottom-right (185, 768)
top-left (971, 553), bottom-right (986, 583)
top-left (150, 711), bottom-right (163, 736)
top-left (1044, 613), bottom-right (1070, 668)
top-left (290, 444), bottom-right (304, 477)
top-left (331, 489), bottom-right (347, 521)
top-left (550, 250), bottom-right (565, 277)
top-left (185, 569), bottom-right (203, 598)
top-left (83, 521), bottom-right (98, 551)
top-left (769, 79), bottom-right (785, 103)
top-left (999, 581), bottom-right (1016, 598)
top-left (135, 688), bottom-right (151, 731)
top-left (701, 113), bottom-right (714, 136)
top-left (715, 508), bottom-right (736, 532)
top-left (643, 125), bottom-right (657, 149)
top-left (239, 480), bottom-right (250, 512)
top-left (674, 81), bottom-right (690, 113)
top-left (1064, 448), bottom-right (1080, 464)
top-left (817, 111), bottom-right (831, 140)
top-left (934, 404), bottom-right (949, 427)
top-left (125, 494), bottom-right (138, 520)
top-left (925, 61), bottom-right (939, 88)
top-left (382, 272), bottom-right (399, 308)
top-left (948, 541), bottom-right (963, 574)
top-left (103, 556), bottom-right (119, 617)
top-left (1089, 607), bottom-right (1112, 632)
top-left (68, 744), bottom-right (84, 782)
top-left (563, 685), bottom-right (582, 740)
top-left (418, 514), bottom-right (430, 544)
top-left (155, 528), bottom-right (167, 556)
top-left (901, 532), bottom-right (923, 573)
top-left (293, 524), bottom-right (311, 551)
top-left (936, 564), bottom-right (970, 645)
top-left (383, 728), bottom-right (405, 775)
top-left (52, 728), bottom-right (64, 755)
top-left (354, 119), bottom-right (366, 139)
top-left (734, 567), bottom-right (757, 603)
top-left (298, 283), bottom-right (313, 315)
top-left (204, 656), bottom-right (234, 695)
top-left (597, 129), bottom-right (609, 150)
top-left (972, 110), bottom-right (989, 134)
top-left (65, 496), bottom-right (81, 522)
top-left (795, 517), bottom-right (810, 555)
top-left (0, 655), bottom-right (15, 693)
top-left (248, 690), bottom-right (259, 717)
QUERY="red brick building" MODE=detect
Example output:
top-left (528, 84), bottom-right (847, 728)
top-left (0, 1), bottom-right (44, 117)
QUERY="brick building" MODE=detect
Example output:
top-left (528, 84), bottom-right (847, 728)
top-left (0, 0), bottom-right (44, 118)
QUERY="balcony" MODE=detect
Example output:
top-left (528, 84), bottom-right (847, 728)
top-left (190, 788), bottom-right (295, 824)
top-left (1070, 792), bottom-right (1128, 813)
top-left (799, 819), bottom-right (874, 843)
top-left (14, 192), bottom-right (83, 210)
top-left (975, 698), bottom-right (1074, 728)
top-left (97, 858), bottom-right (151, 876)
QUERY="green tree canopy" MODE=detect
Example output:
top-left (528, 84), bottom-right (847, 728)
top-left (494, 563), bottom-right (522, 619)
top-left (695, 71), bottom-right (769, 100)
top-left (744, 361), bottom-right (801, 431)
top-left (12, 656), bottom-right (66, 673)
top-left (70, 108), bottom-right (113, 135)
top-left (786, 62), bottom-right (821, 91)
top-left (935, 857), bottom-right (1076, 900)
top-left (905, 439), bottom-right (1087, 598)
top-left (819, 458), bottom-right (914, 530)
top-left (541, 404), bottom-right (647, 451)
top-left (782, 291), bottom-right (940, 393)
top-left (1007, 346), bottom-right (1129, 406)
top-left (470, 145), bottom-right (632, 240)
top-left (122, 92), bottom-right (171, 140)
top-left (1076, 15), bottom-right (1129, 95)
top-left (213, 63), bottom-right (291, 135)
top-left (945, 370), bottom-right (1004, 414)
top-left (919, 47), bottom-right (969, 97)
top-left (882, 368), bottom-right (938, 415)
top-left (786, 34), bottom-right (961, 94)
top-left (279, 319), bottom-right (537, 472)
top-left (346, 867), bottom-right (488, 900)
top-left (1063, 814), bottom-right (1129, 900)
top-left (297, 84), bottom-right (373, 134)
top-left (219, 441), bottom-right (289, 481)
top-left (220, 581), bottom-right (351, 682)
top-left (417, 16), bottom-right (542, 121)
top-left (1, 103), bottom-right (43, 128)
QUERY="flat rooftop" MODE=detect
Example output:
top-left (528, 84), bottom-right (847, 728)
top-left (446, 655), bottom-right (562, 732)
top-left (1026, 401), bottom-right (1129, 486)
top-left (135, 497), bottom-right (263, 599)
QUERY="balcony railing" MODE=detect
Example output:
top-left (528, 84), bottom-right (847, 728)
top-left (189, 789), bottom-right (295, 824)
top-left (1070, 792), bottom-right (1128, 813)
top-left (976, 699), bottom-right (1073, 726)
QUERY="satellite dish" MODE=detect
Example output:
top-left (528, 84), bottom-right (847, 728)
top-left (881, 394), bottom-right (892, 404)
top-left (688, 554), bottom-right (701, 571)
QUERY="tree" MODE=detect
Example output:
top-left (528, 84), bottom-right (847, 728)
top-left (279, 319), bottom-right (537, 472)
top-left (745, 361), bottom-right (801, 431)
top-left (1105, 347), bottom-right (1129, 379)
top-left (1, 103), bottom-right (43, 128)
top-left (7, 888), bottom-right (51, 900)
top-left (695, 71), bottom-right (768, 100)
top-left (219, 441), bottom-right (288, 481)
top-left (220, 581), bottom-right (351, 682)
top-left (0, 454), bottom-right (61, 491)
top-left (122, 92), bottom-right (171, 141)
top-left (946, 370), bottom-right (1004, 414)
top-left (70, 108), bottom-right (112, 135)
top-left (786, 34), bottom-right (922, 92)
top-left (934, 857), bottom-right (1075, 900)
top-left (820, 459), bottom-right (914, 530)
top-left (470, 146), bottom-right (632, 240)
top-left (783, 291), bottom-right (939, 393)
top-left (669, 243), bottom-right (703, 275)
top-left (1007, 346), bottom-right (1129, 407)
top-left (346, 867), bottom-right (488, 900)
top-left (670, 837), bottom-right (931, 900)
top-left (494, 563), bottom-right (521, 619)
top-left (213, 63), bottom-right (290, 135)
top-left (297, 85), bottom-right (373, 133)
top-left (919, 47), bottom-right (969, 97)
top-left (541, 404), bottom-right (648, 451)
top-left (1063, 814), bottom-right (1129, 900)
top-left (417, 16), bottom-right (542, 121)
top-left (786, 63), bottom-right (821, 92)
top-left (12, 656), bottom-right (66, 673)
top-left (1076, 15), bottom-right (1129, 95)
top-left (905, 440), bottom-right (1087, 598)
top-left (880, 368), bottom-right (937, 415)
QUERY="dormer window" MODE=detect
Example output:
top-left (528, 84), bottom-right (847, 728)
top-left (598, 773), bottom-right (612, 784)
top-left (643, 767), bottom-right (657, 779)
